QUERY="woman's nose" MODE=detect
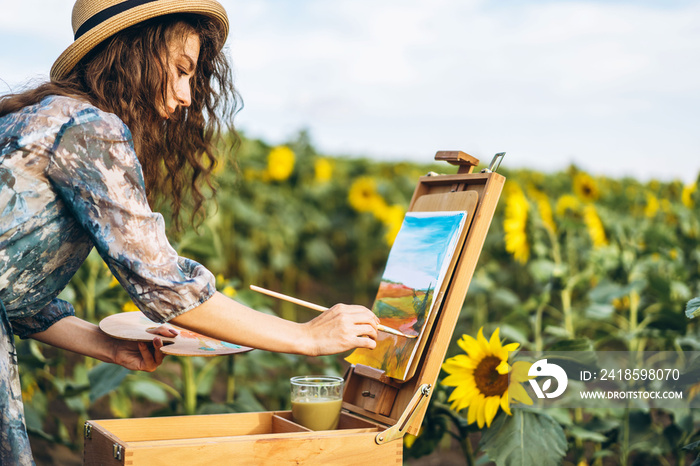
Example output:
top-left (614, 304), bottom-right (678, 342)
top-left (175, 80), bottom-right (191, 108)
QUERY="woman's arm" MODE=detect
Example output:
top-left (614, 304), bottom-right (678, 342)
top-left (170, 292), bottom-right (379, 357)
top-left (29, 316), bottom-right (173, 372)
top-left (45, 118), bottom-right (377, 356)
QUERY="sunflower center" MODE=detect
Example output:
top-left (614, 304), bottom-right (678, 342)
top-left (474, 355), bottom-right (509, 397)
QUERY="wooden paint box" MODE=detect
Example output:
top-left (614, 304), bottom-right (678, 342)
top-left (82, 410), bottom-right (403, 465)
top-left (83, 151), bottom-right (505, 465)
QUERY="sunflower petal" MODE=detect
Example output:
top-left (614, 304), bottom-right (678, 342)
top-left (484, 396), bottom-right (501, 427)
top-left (496, 360), bottom-right (511, 375)
top-left (442, 372), bottom-right (474, 388)
top-left (477, 328), bottom-right (491, 355)
top-left (476, 394), bottom-right (487, 428)
top-left (511, 360), bottom-right (534, 381)
top-left (500, 393), bottom-right (512, 415)
top-left (495, 342), bottom-right (520, 360)
top-left (467, 400), bottom-right (478, 425)
top-left (489, 327), bottom-right (501, 350)
top-left (442, 355), bottom-right (476, 373)
top-left (455, 388), bottom-right (478, 412)
top-left (455, 383), bottom-right (481, 407)
top-left (509, 382), bottom-right (534, 406)
top-left (458, 334), bottom-right (485, 361)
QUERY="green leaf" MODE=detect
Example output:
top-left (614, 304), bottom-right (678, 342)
top-left (683, 439), bottom-right (700, 451)
top-left (128, 379), bottom-right (170, 404)
top-left (567, 425), bottom-right (607, 442)
top-left (88, 363), bottom-right (129, 403)
top-left (547, 338), bottom-right (594, 352)
top-left (585, 303), bottom-right (615, 320)
top-left (303, 238), bottom-right (336, 268)
top-left (23, 403), bottom-right (46, 433)
top-left (685, 297), bottom-right (700, 319)
top-left (479, 410), bottom-right (567, 466)
top-left (528, 259), bottom-right (556, 283)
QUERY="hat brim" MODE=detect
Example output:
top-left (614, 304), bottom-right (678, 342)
top-left (50, 0), bottom-right (228, 81)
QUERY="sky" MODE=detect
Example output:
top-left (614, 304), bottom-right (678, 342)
top-left (1, 0), bottom-right (699, 183)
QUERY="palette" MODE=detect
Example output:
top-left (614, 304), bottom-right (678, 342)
top-left (99, 311), bottom-right (253, 357)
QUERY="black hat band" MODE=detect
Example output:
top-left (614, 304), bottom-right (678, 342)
top-left (74, 0), bottom-right (159, 40)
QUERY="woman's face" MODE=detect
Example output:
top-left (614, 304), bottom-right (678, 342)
top-left (157, 31), bottom-right (201, 119)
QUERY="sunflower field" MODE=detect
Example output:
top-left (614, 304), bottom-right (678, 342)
top-left (15, 129), bottom-right (700, 465)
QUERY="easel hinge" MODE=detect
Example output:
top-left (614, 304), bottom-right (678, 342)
top-left (375, 384), bottom-right (431, 445)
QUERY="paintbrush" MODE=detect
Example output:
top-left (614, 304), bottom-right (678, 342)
top-left (249, 285), bottom-right (417, 339)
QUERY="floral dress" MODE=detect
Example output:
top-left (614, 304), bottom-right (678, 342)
top-left (0, 95), bottom-right (216, 465)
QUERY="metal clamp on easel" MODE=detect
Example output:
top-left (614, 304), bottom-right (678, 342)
top-left (481, 152), bottom-right (506, 173)
top-left (375, 384), bottom-right (431, 444)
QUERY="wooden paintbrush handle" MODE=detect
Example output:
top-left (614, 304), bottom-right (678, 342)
top-left (249, 285), bottom-right (416, 338)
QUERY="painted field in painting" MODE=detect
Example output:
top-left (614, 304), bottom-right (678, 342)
top-left (346, 211), bottom-right (467, 380)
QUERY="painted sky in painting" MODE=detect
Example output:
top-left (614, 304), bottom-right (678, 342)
top-left (382, 212), bottom-right (465, 290)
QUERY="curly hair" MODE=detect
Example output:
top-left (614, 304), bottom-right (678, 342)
top-left (0, 13), bottom-right (240, 230)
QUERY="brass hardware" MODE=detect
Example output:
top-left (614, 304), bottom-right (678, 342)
top-left (362, 391), bottom-right (376, 399)
top-left (375, 384), bottom-right (431, 445)
top-left (113, 443), bottom-right (123, 460)
top-left (83, 423), bottom-right (91, 439)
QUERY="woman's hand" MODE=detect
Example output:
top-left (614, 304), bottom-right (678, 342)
top-left (112, 325), bottom-right (177, 372)
top-left (30, 317), bottom-right (178, 370)
top-left (303, 304), bottom-right (379, 356)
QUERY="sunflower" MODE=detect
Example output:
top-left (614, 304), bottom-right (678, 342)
top-left (348, 176), bottom-right (386, 213)
top-left (375, 203), bottom-right (406, 246)
top-left (556, 194), bottom-right (581, 217)
top-left (441, 327), bottom-right (533, 428)
top-left (314, 158), bottom-right (333, 183)
top-left (266, 145), bottom-right (296, 181)
top-left (122, 301), bottom-right (140, 312)
top-left (682, 183), bottom-right (697, 208)
top-left (583, 205), bottom-right (608, 248)
top-left (503, 184), bottom-right (530, 264)
top-left (573, 172), bottom-right (600, 202)
top-left (384, 205), bottom-right (406, 246)
top-left (222, 285), bottom-right (237, 298)
top-left (529, 188), bottom-right (556, 233)
top-left (644, 193), bottom-right (660, 218)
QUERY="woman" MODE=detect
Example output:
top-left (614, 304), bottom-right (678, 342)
top-left (0, 0), bottom-right (379, 463)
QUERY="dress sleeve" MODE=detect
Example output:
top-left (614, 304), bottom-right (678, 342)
top-left (46, 108), bottom-right (215, 323)
top-left (10, 298), bottom-right (75, 339)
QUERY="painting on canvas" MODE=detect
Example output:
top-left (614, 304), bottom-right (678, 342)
top-left (345, 211), bottom-right (467, 380)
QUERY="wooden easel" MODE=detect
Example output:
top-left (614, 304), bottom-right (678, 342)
top-left (342, 150), bottom-right (506, 438)
top-left (83, 150), bottom-right (505, 464)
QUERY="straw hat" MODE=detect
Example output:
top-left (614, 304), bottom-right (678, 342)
top-left (51, 0), bottom-right (229, 81)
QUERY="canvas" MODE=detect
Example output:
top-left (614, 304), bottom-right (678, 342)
top-left (346, 211), bottom-right (467, 380)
